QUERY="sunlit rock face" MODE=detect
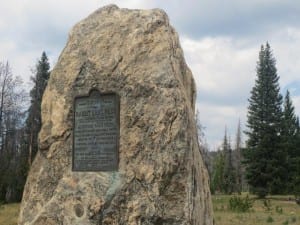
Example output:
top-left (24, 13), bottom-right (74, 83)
top-left (18, 5), bottom-right (213, 225)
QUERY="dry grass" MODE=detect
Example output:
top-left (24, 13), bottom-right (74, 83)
top-left (0, 203), bottom-right (19, 225)
top-left (213, 194), bottom-right (300, 225)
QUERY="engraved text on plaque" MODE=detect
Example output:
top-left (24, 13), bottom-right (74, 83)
top-left (73, 90), bottom-right (119, 171)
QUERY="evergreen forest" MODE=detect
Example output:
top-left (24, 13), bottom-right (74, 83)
top-left (200, 43), bottom-right (300, 200)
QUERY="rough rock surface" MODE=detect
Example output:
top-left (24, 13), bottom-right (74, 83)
top-left (19, 5), bottom-right (213, 225)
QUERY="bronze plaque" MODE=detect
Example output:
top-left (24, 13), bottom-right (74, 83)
top-left (73, 90), bottom-right (119, 171)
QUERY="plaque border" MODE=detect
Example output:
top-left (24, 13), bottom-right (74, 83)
top-left (72, 88), bottom-right (120, 172)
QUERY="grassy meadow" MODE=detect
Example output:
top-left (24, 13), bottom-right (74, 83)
top-left (0, 195), bottom-right (299, 225)
top-left (0, 203), bottom-right (19, 225)
top-left (213, 194), bottom-right (300, 225)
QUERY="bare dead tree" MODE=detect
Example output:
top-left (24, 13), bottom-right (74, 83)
top-left (235, 119), bottom-right (243, 194)
top-left (0, 61), bottom-right (27, 202)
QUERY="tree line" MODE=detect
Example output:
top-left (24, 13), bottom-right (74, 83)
top-left (0, 52), bottom-right (50, 202)
top-left (202, 43), bottom-right (300, 199)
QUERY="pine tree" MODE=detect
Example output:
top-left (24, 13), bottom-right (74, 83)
top-left (25, 52), bottom-right (50, 165)
top-left (282, 90), bottom-right (298, 138)
top-left (244, 43), bottom-right (284, 197)
top-left (14, 52), bottom-right (50, 201)
top-left (223, 128), bottom-right (236, 194)
top-left (282, 90), bottom-right (298, 193)
top-left (235, 119), bottom-right (243, 194)
top-left (292, 133), bottom-right (300, 200)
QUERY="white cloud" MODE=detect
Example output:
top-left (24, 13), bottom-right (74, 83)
top-left (270, 27), bottom-right (300, 87)
top-left (182, 37), bottom-right (257, 101)
top-left (181, 36), bottom-right (255, 147)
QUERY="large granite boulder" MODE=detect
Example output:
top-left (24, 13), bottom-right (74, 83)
top-left (19, 5), bottom-right (213, 225)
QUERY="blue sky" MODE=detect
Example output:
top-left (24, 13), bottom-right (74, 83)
top-left (1, 0), bottom-right (300, 149)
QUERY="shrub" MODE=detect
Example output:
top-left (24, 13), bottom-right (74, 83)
top-left (266, 216), bottom-right (274, 223)
top-left (275, 205), bottom-right (283, 214)
top-left (282, 220), bottom-right (289, 225)
top-left (263, 199), bottom-right (272, 211)
top-left (228, 195), bottom-right (253, 212)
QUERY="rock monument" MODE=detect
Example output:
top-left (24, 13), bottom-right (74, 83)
top-left (19, 5), bottom-right (213, 225)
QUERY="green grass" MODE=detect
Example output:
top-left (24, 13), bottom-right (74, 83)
top-left (0, 195), bottom-right (300, 225)
top-left (213, 193), bottom-right (300, 225)
top-left (0, 203), bottom-right (19, 225)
